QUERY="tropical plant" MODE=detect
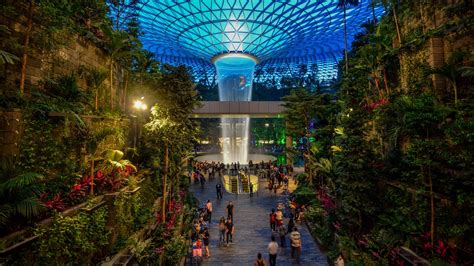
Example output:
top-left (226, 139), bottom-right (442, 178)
top-left (428, 49), bottom-right (474, 105)
top-left (78, 66), bottom-right (108, 111)
top-left (0, 25), bottom-right (19, 65)
top-left (102, 27), bottom-right (143, 110)
top-left (143, 65), bottom-right (200, 224)
top-left (0, 167), bottom-right (44, 230)
top-left (35, 207), bottom-right (109, 264)
top-left (85, 128), bottom-right (122, 195)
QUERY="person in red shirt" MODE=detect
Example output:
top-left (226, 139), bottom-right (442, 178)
top-left (193, 239), bottom-right (203, 266)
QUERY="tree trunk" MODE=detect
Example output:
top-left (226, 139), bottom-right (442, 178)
top-left (372, 0), bottom-right (377, 26)
top-left (123, 71), bottom-right (129, 112)
top-left (392, 4), bottom-right (402, 46)
top-left (90, 158), bottom-right (95, 195)
top-left (374, 77), bottom-right (383, 98)
top-left (343, 4), bottom-right (349, 73)
top-left (19, 1), bottom-right (34, 96)
top-left (383, 68), bottom-right (390, 96)
top-left (161, 144), bottom-right (169, 224)
top-left (452, 80), bottom-right (458, 106)
top-left (95, 89), bottom-right (99, 111)
top-left (110, 60), bottom-right (114, 110)
top-left (428, 163), bottom-right (435, 249)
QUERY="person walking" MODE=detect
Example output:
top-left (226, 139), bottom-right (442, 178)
top-left (254, 253), bottom-right (267, 266)
top-left (203, 227), bottom-right (210, 258)
top-left (206, 200), bottom-right (213, 223)
top-left (218, 216), bottom-right (226, 246)
top-left (269, 209), bottom-right (276, 231)
top-left (287, 218), bottom-right (296, 235)
top-left (275, 208), bottom-right (283, 227)
top-left (290, 227), bottom-right (302, 264)
top-left (278, 224), bottom-right (287, 248)
top-left (267, 236), bottom-right (278, 266)
top-left (216, 182), bottom-right (223, 199)
top-left (249, 182), bottom-right (254, 197)
top-left (225, 217), bottom-right (234, 246)
top-left (226, 200), bottom-right (234, 221)
top-left (192, 239), bottom-right (203, 266)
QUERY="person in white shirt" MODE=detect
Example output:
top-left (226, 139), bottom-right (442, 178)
top-left (267, 235), bottom-right (279, 266)
top-left (206, 199), bottom-right (213, 223)
top-left (290, 227), bottom-right (302, 264)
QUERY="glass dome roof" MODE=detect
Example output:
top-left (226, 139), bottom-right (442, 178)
top-left (132, 0), bottom-right (383, 86)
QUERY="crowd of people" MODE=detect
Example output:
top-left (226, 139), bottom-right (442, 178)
top-left (189, 159), bottom-right (305, 265)
top-left (191, 199), bottom-right (236, 266)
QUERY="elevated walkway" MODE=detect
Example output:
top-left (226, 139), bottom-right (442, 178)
top-left (192, 101), bottom-right (285, 118)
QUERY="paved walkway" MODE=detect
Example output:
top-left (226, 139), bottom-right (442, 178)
top-left (189, 173), bottom-right (328, 266)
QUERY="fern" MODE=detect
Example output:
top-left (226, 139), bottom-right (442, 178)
top-left (0, 172), bottom-right (44, 229)
top-left (0, 172), bottom-right (43, 193)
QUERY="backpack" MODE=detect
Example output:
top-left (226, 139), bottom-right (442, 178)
top-left (270, 213), bottom-right (276, 223)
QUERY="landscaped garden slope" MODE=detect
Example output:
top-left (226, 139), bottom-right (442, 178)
top-left (284, 2), bottom-right (473, 265)
top-left (1, 1), bottom-right (200, 264)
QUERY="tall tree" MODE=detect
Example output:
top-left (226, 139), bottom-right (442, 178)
top-left (102, 28), bottom-right (141, 110)
top-left (143, 65), bottom-right (200, 224)
top-left (338, 0), bottom-right (360, 73)
top-left (376, 0), bottom-right (402, 45)
top-left (19, 1), bottom-right (34, 96)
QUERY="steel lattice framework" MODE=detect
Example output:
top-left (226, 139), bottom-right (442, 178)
top-left (134, 0), bottom-right (383, 87)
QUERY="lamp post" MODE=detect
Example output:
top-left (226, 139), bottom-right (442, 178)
top-left (132, 97), bottom-right (147, 149)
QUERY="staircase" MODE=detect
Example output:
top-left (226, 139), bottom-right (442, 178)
top-left (231, 177), bottom-right (238, 194)
top-left (241, 174), bottom-right (249, 193)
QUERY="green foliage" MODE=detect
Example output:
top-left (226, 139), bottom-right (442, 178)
top-left (286, 3), bottom-right (474, 264)
top-left (293, 185), bottom-right (317, 205)
top-left (163, 235), bottom-right (187, 265)
top-left (42, 74), bottom-right (84, 103)
top-left (34, 207), bottom-right (109, 264)
top-left (18, 113), bottom-right (79, 174)
top-left (0, 171), bottom-right (44, 230)
top-left (114, 192), bottom-right (142, 237)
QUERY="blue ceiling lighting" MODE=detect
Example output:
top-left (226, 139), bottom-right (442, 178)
top-left (134, 0), bottom-right (383, 87)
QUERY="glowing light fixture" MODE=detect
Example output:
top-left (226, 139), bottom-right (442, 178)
top-left (133, 97), bottom-right (148, 111)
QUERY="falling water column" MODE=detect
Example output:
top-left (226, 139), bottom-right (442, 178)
top-left (213, 54), bottom-right (257, 164)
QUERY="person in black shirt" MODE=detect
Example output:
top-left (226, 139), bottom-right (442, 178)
top-left (216, 182), bottom-right (223, 199)
top-left (225, 217), bottom-right (234, 245)
top-left (203, 227), bottom-right (210, 257)
top-left (226, 201), bottom-right (234, 221)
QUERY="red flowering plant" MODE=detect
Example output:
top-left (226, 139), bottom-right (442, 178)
top-left (419, 231), bottom-right (457, 264)
top-left (317, 188), bottom-right (335, 210)
top-left (40, 193), bottom-right (65, 211)
top-left (364, 98), bottom-right (389, 111)
top-left (98, 149), bottom-right (137, 192)
top-left (68, 182), bottom-right (86, 204)
top-left (93, 170), bottom-right (107, 191)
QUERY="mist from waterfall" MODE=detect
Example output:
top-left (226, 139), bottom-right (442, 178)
top-left (214, 54), bottom-right (256, 164)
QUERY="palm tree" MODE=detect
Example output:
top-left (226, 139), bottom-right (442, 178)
top-left (338, 0), bottom-right (360, 73)
top-left (429, 50), bottom-right (474, 105)
top-left (102, 29), bottom-right (141, 110)
top-left (376, 0), bottom-right (402, 45)
top-left (0, 25), bottom-right (19, 65)
top-left (0, 161), bottom-right (44, 229)
top-left (79, 67), bottom-right (108, 111)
